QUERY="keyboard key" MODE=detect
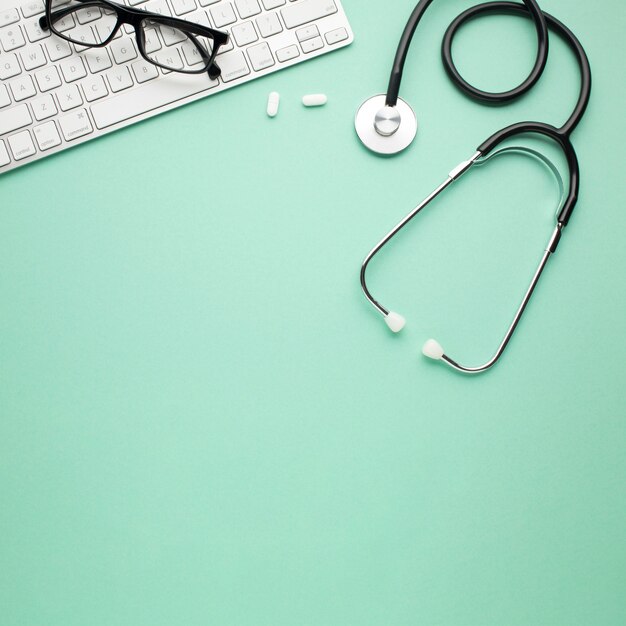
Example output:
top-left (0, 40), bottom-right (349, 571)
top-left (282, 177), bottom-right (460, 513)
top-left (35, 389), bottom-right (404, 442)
top-left (0, 25), bottom-right (27, 51)
top-left (325, 26), bottom-right (348, 45)
top-left (10, 75), bottom-right (37, 102)
top-left (58, 109), bottom-right (93, 141)
top-left (231, 21), bottom-right (258, 47)
top-left (296, 25), bottom-right (319, 42)
top-left (59, 56), bottom-right (87, 82)
top-left (262, 0), bottom-right (285, 9)
top-left (107, 66), bottom-right (134, 92)
top-left (31, 93), bottom-right (58, 121)
top-left (34, 120), bottom-right (62, 151)
top-left (0, 53), bottom-right (22, 79)
top-left (276, 44), bottom-right (299, 63)
top-left (110, 38), bottom-right (138, 64)
top-left (144, 0), bottom-right (172, 16)
top-left (95, 20), bottom-right (122, 43)
top-left (154, 48), bottom-right (184, 71)
top-left (0, 8), bottom-right (20, 29)
top-left (8, 130), bottom-right (36, 161)
top-left (187, 10), bottom-right (211, 27)
top-left (53, 13), bottom-right (75, 32)
top-left (34, 66), bottom-right (62, 92)
top-left (180, 39), bottom-right (210, 66)
top-left (210, 2), bottom-right (237, 27)
top-left (82, 75), bottom-right (109, 101)
top-left (218, 49), bottom-right (250, 82)
top-left (171, 0), bottom-right (197, 15)
top-left (84, 48), bottom-right (113, 73)
top-left (91, 72), bottom-right (217, 128)
top-left (131, 59), bottom-right (159, 83)
top-left (57, 84), bottom-right (83, 111)
top-left (24, 17), bottom-right (50, 42)
top-left (0, 140), bottom-right (10, 167)
top-left (301, 36), bottom-right (323, 53)
top-left (247, 41), bottom-right (274, 71)
top-left (76, 5), bottom-right (102, 24)
top-left (22, 1), bottom-right (45, 19)
top-left (45, 38), bottom-right (73, 61)
top-left (0, 84), bottom-right (10, 108)
top-left (142, 27), bottom-right (161, 54)
top-left (256, 12), bottom-right (282, 37)
top-left (160, 25), bottom-right (186, 46)
top-left (66, 24), bottom-right (97, 50)
top-left (235, 0), bottom-right (261, 19)
top-left (281, 0), bottom-right (337, 29)
top-left (20, 44), bottom-right (46, 70)
top-left (0, 103), bottom-right (32, 135)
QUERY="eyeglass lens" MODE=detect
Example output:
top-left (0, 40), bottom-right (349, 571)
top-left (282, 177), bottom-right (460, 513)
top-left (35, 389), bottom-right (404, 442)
top-left (49, 0), bottom-right (118, 45)
top-left (48, 1), bottom-right (215, 72)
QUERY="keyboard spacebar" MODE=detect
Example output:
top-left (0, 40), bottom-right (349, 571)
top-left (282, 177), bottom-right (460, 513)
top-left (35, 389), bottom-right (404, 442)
top-left (91, 75), bottom-right (217, 129)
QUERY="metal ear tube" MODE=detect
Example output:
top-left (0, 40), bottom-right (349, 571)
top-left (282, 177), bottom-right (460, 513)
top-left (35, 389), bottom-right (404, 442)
top-left (360, 147), bottom-right (567, 373)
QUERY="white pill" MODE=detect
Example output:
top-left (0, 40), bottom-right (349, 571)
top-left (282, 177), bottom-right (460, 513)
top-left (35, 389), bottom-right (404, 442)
top-left (267, 91), bottom-right (280, 117)
top-left (302, 94), bottom-right (328, 107)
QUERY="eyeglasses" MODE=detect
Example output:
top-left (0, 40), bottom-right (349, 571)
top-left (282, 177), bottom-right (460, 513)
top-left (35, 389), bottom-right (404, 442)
top-left (40, 0), bottom-right (229, 80)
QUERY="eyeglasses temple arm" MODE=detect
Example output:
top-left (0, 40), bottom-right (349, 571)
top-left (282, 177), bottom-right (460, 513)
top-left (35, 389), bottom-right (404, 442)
top-left (186, 31), bottom-right (221, 80)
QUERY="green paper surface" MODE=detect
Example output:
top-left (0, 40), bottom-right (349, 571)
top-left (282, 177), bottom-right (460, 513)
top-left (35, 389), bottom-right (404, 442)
top-left (1, 1), bottom-right (625, 624)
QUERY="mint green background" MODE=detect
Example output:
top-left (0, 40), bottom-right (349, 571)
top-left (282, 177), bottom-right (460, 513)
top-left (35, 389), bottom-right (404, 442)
top-left (1, 1), bottom-right (625, 624)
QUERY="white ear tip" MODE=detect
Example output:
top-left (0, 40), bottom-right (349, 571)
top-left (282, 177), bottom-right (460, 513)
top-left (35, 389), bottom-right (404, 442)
top-left (422, 339), bottom-right (444, 360)
top-left (384, 311), bottom-right (406, 333)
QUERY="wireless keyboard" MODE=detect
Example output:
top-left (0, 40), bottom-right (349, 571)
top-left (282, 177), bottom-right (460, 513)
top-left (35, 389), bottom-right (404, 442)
top-left (0, 0), bottom-right (353, 173)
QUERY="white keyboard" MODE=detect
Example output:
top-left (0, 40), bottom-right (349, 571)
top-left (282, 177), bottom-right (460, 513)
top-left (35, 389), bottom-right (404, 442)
top-left (0, 0), bottom-right (353, 173)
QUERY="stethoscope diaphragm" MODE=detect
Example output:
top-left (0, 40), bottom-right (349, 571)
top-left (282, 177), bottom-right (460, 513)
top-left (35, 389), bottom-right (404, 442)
top-left (355, 94), bottom-right (418, 155)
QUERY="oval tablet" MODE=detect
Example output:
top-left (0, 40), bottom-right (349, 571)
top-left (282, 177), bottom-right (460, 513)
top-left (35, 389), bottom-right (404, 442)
top-left (267, 91), bottom-right (280, 117)
top-left (302, 94), bottom-right (328, 107)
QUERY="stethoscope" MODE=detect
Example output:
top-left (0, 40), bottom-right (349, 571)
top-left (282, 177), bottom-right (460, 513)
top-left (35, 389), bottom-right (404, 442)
top-left (355, 0), bottom-right (591, 374)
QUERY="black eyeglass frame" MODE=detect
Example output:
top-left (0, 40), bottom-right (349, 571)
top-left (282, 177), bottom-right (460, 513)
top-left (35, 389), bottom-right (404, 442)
top-left (40, 0), bottom-right (229, 80)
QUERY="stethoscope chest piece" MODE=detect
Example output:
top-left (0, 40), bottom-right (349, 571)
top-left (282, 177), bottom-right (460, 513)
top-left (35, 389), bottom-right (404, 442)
top-left (355, 94), bottom-right (418, 155)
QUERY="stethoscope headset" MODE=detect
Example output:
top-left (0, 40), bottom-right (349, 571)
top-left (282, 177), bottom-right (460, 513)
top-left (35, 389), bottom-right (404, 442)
top-left (355, 0), bottom-right (591, 374)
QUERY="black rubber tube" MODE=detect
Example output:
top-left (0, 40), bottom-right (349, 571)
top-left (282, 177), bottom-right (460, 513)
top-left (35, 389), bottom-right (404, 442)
top-left (441, 2), bottom-right (591, 136)
top-left (385, 0), bottom-right (590, 137)
top-left (386, 0), bottom-right (548, 108)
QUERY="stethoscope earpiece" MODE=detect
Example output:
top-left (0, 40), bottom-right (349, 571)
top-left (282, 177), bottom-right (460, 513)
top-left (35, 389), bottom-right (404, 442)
top-left (422, 339), bottom-right (445, 361)
top-left (384, 311), bottom-right (406, 333)
top-left (355, 94), bottom-right (417, 155)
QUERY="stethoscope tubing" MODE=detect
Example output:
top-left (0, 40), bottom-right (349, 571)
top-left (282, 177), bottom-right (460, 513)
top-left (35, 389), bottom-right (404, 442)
top-left (386, 0), bottom-right (549, 108)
